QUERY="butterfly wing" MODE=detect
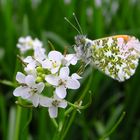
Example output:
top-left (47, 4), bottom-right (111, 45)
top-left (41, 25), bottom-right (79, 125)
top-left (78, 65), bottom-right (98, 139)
top-left (90, 35), bottom-right (140, 81)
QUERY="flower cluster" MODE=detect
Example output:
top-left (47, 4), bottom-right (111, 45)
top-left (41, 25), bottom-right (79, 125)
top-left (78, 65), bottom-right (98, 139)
top-left (13, 36), bottom-right (81, 118)
top-left (14, 34), bottom-right (140, 116)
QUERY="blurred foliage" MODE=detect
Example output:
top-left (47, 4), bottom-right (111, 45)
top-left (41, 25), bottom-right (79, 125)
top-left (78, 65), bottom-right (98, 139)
top-left (0, 0), bottom-right (140, 140)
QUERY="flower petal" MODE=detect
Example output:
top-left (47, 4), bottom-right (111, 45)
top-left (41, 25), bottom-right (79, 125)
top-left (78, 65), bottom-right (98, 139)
top-left (71, 73), bottom-right (82, 80)
top-left (29, 94), bottom-right (39, 107)
top-left (59, 67), bottom-right (69, 80)
top-left (39, 96), bottom-right (52, 107)
top-left (33, 39), bottom-right (43, 48)
top-left (51, 67), bottom-right (60, 74)
top-left (13, 86), bottom-right (23, 96)
top-left (65, 54), bottom-right (78, 65)
top-left (55, 85), bottom-right (67, 99)
top-left (48, 106), bottom-right (58, 118)
top-left (58, 100), bottom-right (67, 108)
top-left (13, 86), bottom-right (30, 99)
top-left (48, 51), bottom-right (63, 61)
top-left (66, 78), bottom-right (80, 89)
top-left (42, 59), bottom-right (52, 69)
top-left (26, 61), bottom-right (36, 69)
top-left (34, 45), bottom-right (46, 62)
top-left (45, 75), bottom-right (59, 86)
top-left (25, 75), bottom-right (36, 86)
top-left (23, 56), bottom-right (34, 63)
top-left (35, 82), bottom-right (45, 93)
top-left (16, 72), bottom-right (25, 83)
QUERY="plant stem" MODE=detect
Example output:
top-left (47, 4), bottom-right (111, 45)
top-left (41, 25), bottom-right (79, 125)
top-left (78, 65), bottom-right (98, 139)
top-left (14, 104), bottom-right (22, 140)
top-left (99, 111), bottom-right (126, 140)
top-left (51, 118), bottom-right (58, 128)
top-left (59, 73), bottom-right (93, 139)
top-left (60, 110), bottom-right (77, 140)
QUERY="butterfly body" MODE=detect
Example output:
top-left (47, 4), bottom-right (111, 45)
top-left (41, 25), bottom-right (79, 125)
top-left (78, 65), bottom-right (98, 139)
top-left (74, 35), bottom-right (140, 82)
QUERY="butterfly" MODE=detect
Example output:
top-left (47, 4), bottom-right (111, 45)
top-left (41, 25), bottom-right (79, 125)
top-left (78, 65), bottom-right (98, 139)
top-left (65, 14), bottom-right (140, 82)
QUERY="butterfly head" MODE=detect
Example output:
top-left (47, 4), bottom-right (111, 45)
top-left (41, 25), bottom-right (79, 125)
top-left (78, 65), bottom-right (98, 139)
top-left (74, 35), bottom-right (93, 64)
top-left (74, 35), bottom-right (87, 45)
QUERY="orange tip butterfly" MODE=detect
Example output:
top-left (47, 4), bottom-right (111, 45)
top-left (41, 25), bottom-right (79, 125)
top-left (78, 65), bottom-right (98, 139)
top-left (65, 13), bottom-right (140, 82)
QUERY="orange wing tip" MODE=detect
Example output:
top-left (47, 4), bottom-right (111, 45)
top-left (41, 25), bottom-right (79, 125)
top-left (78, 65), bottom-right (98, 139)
top-left (113, 35), bottom-right (131, 41)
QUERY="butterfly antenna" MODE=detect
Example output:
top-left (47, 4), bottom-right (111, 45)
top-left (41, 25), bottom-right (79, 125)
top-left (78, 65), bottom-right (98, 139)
top-left (64, 17), bottom-right (81, 34)
top-left (73, 13), bottom-right (83, 35)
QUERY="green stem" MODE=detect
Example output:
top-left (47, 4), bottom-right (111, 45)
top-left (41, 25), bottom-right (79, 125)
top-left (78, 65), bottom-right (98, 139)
top-left (78, 73), bottom-right (93, 101)
top-left (59, 73), bottom-right (93, 139)
top-left (0, 80), bottom-right (16, 87)
top-left (51, 118), bottom-right (58, 128)
top-left (14, 105), bottom-right (22, 140)
top-left (99, 111), bottom-right (126, 140)
top-left (60, 111), bottom-right (77, 140)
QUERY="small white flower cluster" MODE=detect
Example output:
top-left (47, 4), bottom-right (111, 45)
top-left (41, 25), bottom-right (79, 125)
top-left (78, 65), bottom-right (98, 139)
top-left (14, 36), bottom-right (81, 118)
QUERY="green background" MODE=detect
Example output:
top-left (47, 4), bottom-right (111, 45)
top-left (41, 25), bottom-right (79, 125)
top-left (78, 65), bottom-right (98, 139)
top-left (0, 0), bottom-right (140, 140)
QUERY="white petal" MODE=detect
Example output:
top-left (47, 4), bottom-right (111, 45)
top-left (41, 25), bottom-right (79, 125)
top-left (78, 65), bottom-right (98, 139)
top-left (48, 106), bottom-right (58, 118)
top-left (13, 86), bottom-right (23, 96)
top-left (13, 86), bottom-right (30, 99)
top-left (55, 85), bottom-right (67, 99)
top-left (24, 68), bottom-right (37, 77)
top-left (16, 72), bottom-right (25, 83)
top-left (33, 39), bottom-right (43, 48)
top-left (18, 37), bottom-right (25, 43)
top-left (53, 94), bottom-right (61, 100)
top-left (24, 62), bottom-right (37, 76)
top-left (48, 51), bottom-right (63, 61)
top-left (66, 78), bottom-right (80, 89)
top-left (65, 54), bottom-right (78, 65)
top-left (65, 54), bottom-right (74, 61)
top-left (42, 59), bottom-right (52, 69)
top-left (71, 73), bottom-right (82, 80)
top-left (26, 61), bottom-right (36, 69)
top-left (58, 100), bottom-right (67, 108)
top-left (35, 82), bottom-right (45, 93)
top-left (25, 75), bottom-right (36, 86)
top-left (59, 67), bottom-right (69, 80)
top-left (34, 46), bottom-right (46, 61)
top-left (26, 36), bottom-right (32, 42)
top-left (51, 67), bottom-right (59, 74)
top-left (29, 94), bottom-right (39, 107)
top-left (39, 96), bottom-right (52, 107)
top-left (20, 88), bottom-right (31, 99)
top-left (23, 56), bottom-right (34, 63)
top-left (45, 75), bottom-right (59, 86)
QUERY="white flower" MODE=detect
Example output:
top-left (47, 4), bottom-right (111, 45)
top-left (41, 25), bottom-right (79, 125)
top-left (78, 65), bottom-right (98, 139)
top-left (62, 54), bottom-right (78, 66)
top-left (17, 36), bottom-right (44, 55)
top-left (17, 36), bottom-right (34, 53)
top-left (42, 51), bottom-right (64, 74)
top-left (40, 95), bottom-right (67, 118)
top-left (24, 56), bottom-right (37, 76)
top-left (33, 38), bottom-right (43, 48)
top-left (13, 72), bottom-right (44, 107)
top-left (33, 40), bottom-right (46, 64)
top-left (71, 73), bottom-right (82, 80)
top-left (23, 46), bottom-right (46, 76)
top-left (45, 67), bottom-right (81, 99)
